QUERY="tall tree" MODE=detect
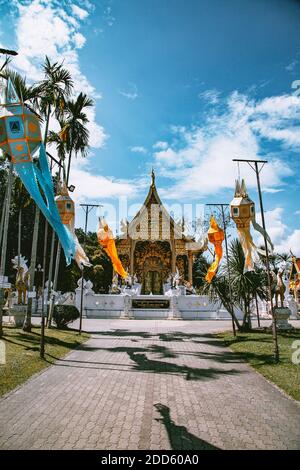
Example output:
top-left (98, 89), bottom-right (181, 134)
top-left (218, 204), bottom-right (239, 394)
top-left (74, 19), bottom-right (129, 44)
top-left (0, 69), bottom-right (40, 333)
top-left (63, 92), bottom-right (93, 184)
top-left (12, 179), bottom-right (32, 267)
top-left (196, 239), bottom-right (268, 331)
top-left (47, 92), bottom-right (93, 325)
top-left (23, 57), bottom-right (73, 332)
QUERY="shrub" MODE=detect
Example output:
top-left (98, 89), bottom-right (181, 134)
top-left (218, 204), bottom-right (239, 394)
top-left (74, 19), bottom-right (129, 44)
top-left (53, 304), bottom-right (79, 329)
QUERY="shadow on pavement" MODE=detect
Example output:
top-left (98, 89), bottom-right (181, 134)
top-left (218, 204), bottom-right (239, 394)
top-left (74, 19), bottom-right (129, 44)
top-left (155, 404), bottom-right (220, 450)
top-left (126, 349), bottom-right (242, 381)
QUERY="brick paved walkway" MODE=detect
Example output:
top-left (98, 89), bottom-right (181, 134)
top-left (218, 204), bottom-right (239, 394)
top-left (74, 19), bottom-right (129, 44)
top-left (0, 320), bottom-right (299, 450)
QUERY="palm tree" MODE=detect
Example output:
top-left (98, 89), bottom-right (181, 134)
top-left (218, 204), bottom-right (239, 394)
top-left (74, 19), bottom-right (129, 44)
top-left (0, 161), bottom-right (13, 337)
top-left (197, 239), bottom-right (268, 331)
top-left (13, 179), bottom-right (32, 267)
top-left (0, 68), bottom-right (37, 106)
top-left (195, 254), bottom-right (242, 330)
top-left (63, 92), bottom-right (93, 184)
top-left (23, 57), bottom-right (73, 332)
top-left (47, 94), bottom-right (92, 326)
top-left (227, 239), bottom-right (267, 330)
top-left (34, 56), bottom-right (73, 140)
top-left (47, 125), bottom-right (68, 179)
top-left (0, 69), bottom-right (41, 333)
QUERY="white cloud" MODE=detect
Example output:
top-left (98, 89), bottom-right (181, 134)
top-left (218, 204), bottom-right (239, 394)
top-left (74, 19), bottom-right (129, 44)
top-left (130, 146), bottom-right (147, 154)
top-left (71, 4), bottom-right (89, 20)
top-left (73, 32), bottom-right (86, 49)
top-left (254, 208), bottom-right (300, 255)
top-left (278, 230), bottom-right (300, 254)
top-left (118, 82), bottom-right (139, 100)
top-left (11, 0), bottom-right (106, 149)
top-left (154, 91), bottom-right (298, 199)
top-left (153, 141), bottom-right (168, 150)
top-left (71, 168), bottom-right (137, 202)
top-left (286, 60), bottom-right (298, 72)
top-left (198, 88), bottom-right (221, 104)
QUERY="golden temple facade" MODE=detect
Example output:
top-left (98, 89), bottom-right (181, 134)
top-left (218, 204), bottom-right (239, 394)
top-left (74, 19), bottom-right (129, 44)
top-left (116, 171), bottom-right (201, 294)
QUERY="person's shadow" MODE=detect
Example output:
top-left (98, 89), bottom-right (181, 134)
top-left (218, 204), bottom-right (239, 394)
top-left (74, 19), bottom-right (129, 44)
top-left (155, 404), bottom-right (220, 450)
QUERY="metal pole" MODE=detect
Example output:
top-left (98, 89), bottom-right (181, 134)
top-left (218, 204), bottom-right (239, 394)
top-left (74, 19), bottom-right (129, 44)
top-left (79, 208), bottom-right (89, 335)
top-left (255, 292), bottom-right (261, 328)
top-left (48, 242), bottom-right (61, 328)
top-left (40, 220), bottom-right (48, 358)
top-left (0, 181), bottom-right (8, 250)
top-left (232, 158), bottom-right (279, 362)
top-left (0, 161), bottom-right (13, 337)
top-left (254, 161), bottom-right (279, 362)
top-left (46, 232), bottom-right (55, 325)
top-left (221, 205), bottom-right (237, 337)
top-left (23, 206), bottom-right (40, 332)
top-left (78, 203), bottom-right (102, 335)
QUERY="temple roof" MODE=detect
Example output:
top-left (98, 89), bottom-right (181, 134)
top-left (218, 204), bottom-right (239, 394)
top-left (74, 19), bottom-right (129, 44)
top-left (126, 169), bottom-right (191, 241)
top-left (291, 258), bottom-right (300, 276)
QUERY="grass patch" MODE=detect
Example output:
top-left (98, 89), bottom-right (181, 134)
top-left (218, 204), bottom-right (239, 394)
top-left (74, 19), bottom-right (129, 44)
top-left (0, 326), bottom-right (90, 397)
top-left (217, 329), bottom-right (300, 401)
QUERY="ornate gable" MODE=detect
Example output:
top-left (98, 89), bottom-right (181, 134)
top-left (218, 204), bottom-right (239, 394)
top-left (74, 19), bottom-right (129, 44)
top-left (127, 169), bottom-right (187, 241)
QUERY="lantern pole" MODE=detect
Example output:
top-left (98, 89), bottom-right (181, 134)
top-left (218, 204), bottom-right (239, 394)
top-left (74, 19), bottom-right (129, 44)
top-left (46, 156), bottom-right (65, 330)
top-left (0, 49), bottom-right (18, 337)
top-left (206, 204), bottom-right (237, 337)
top-left (233, 158), bottom-right (279, 362)
top-left (78, 203), bottom-right (102, 335)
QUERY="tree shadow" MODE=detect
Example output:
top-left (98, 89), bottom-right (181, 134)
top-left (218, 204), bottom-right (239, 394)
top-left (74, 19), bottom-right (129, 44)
top-left (2, 330), bottom-right (84, 352)
top-left (155, 404), bottom-right (220, 450)
top-left (193, 349), bottom-right (274, 365)
top-left (87, 329), bottom-right (153, 339)
top-left (148, 344), bottom-right (178, 358)
top-left (126, 350), bottom-right (242, 381)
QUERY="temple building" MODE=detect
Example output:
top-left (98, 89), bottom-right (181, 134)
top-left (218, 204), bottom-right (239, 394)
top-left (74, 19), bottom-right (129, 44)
top-left (116, 171), bottom-right (203, 294)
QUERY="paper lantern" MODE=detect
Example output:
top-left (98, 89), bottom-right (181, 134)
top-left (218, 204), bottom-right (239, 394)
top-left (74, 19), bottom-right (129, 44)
top-left (230, 179), bottom-right (255, 228)
top-left (55, 183), bottom-right (75, 225)
top-left (0, 81), bottom-right (41, 163)
top-left (230, 179), bottom-right (273, 272)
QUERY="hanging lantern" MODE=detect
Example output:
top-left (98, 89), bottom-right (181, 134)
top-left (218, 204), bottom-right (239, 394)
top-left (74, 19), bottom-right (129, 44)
top-left (205, 216), bottom-right (224, 283)
top-left (0, 79), bottom-right (41, 163)
top-left (230, 180), bottom-right (255, 228)
top-left (55, 182), bottom-right (91, 269)
top-left (230, 179), bottom-right (273, 272)
top-left (55, 182), bottom-right (75, 225)
top-left (0, 78), bottom-right (75, 265)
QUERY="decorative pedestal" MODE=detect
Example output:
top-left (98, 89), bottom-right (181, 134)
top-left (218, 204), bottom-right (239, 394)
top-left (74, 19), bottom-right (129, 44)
top-left (121, 295), bottom-right (134, 319)
top-left (287, 296), bottom-right (299, 320)
top-left (274, 307), bottom-right (293, 330)
top-left (10, 305), bottom-right (27, 327)
top-left (168, 295), bottom-right (182, 320)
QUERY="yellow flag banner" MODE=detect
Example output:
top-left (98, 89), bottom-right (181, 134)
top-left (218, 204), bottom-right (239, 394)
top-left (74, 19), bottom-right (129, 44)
top-left (205, 216), bottom-right (224, 283)
top-left (235, 226), bottom-right (257, 272)
top-left (97, 219), bottom-right (128, 279)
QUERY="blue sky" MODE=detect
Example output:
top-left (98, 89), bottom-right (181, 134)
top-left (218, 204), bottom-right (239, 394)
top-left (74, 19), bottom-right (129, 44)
top-left (0, 0), bottom-right (300, 252)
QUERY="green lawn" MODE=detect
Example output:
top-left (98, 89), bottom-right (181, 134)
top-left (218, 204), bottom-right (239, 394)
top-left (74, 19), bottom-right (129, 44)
top-left (217, 329), bottom-right (300, 401)
top-left (0, 326), bottom-right (90, 397)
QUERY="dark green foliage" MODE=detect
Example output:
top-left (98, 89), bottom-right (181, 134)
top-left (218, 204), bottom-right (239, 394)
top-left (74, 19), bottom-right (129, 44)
top-left (53, 304), bottom-right (79, 329)
top-left (194, 239), bottom-right (269, 331)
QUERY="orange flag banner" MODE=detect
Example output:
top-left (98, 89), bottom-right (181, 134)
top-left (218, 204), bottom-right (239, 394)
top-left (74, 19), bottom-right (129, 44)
top-left (97, 219), bottom-right (128, 279)
top-left (205, 216), bottom-right (224, 283)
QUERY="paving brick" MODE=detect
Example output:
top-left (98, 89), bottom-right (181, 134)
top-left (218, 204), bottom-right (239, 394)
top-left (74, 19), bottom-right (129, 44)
top-left (0, 319), bottom-right (299, 450)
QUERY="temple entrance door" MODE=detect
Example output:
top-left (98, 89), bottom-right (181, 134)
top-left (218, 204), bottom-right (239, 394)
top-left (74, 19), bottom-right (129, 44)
top-left (143, 270), bottom-right (162, 295)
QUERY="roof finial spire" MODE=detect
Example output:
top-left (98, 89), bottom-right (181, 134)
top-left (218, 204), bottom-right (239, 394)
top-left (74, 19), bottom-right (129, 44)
top-left (151, 167), bottom-right (155, 186)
